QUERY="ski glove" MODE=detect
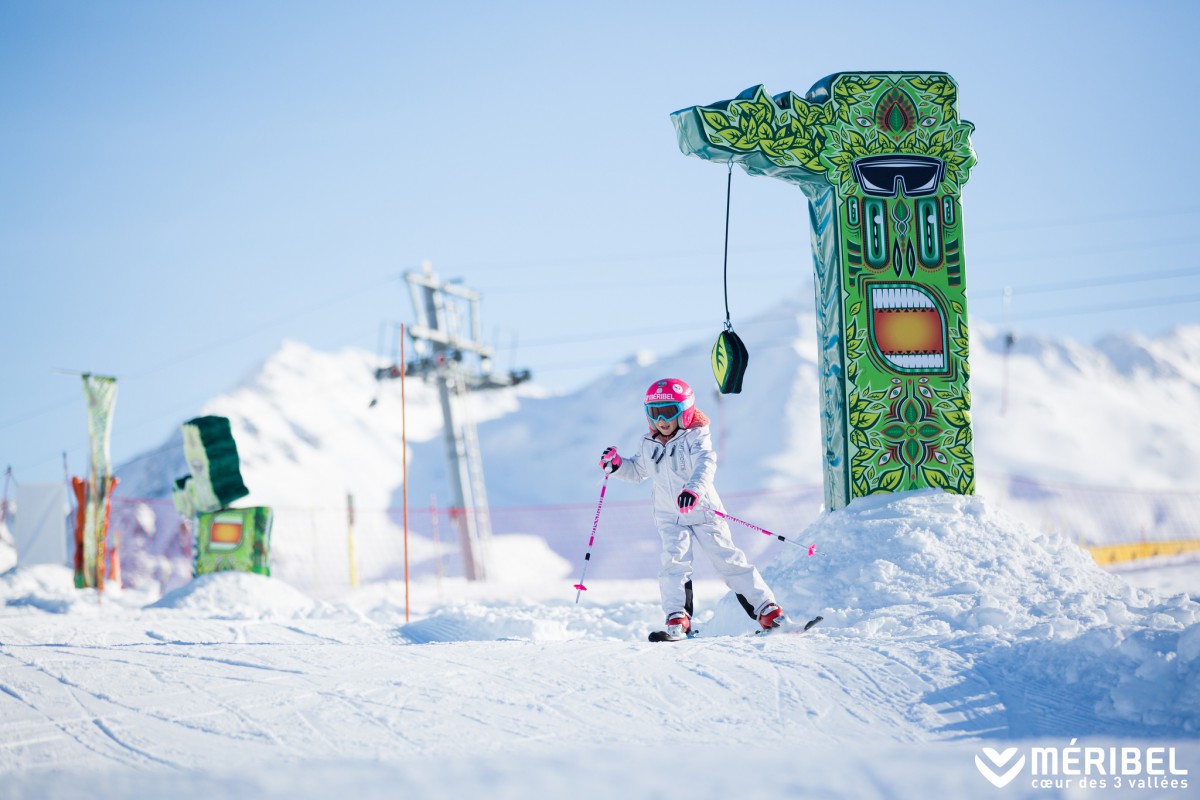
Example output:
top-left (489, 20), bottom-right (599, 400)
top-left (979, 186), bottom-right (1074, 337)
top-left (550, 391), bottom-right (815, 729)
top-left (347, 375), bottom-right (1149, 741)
top-left (676, 490), bottom-right (698, 513)
top-left (599, 446), bottom-right (622, 474)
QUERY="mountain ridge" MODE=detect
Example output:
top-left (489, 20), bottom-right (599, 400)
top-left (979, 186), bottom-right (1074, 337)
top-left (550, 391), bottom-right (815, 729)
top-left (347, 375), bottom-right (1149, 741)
top-left (115, 293), bottom-right (1200, 517)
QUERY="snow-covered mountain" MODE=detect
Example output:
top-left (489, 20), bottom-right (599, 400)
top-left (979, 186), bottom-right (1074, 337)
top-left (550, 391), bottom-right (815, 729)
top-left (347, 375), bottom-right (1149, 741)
top-left (119, 296), bottom-right (1200, 494)
top-left (111, 292), bottom-right (1200, 590)
top-left (117, 290), bottom-right (1200, 501)
top-left (115, 340), bottom-right (529, 513)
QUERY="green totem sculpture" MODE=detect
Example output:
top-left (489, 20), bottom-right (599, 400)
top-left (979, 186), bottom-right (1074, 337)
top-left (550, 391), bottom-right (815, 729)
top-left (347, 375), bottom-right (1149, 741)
top-left (671, 73), bottom-right (978, 510)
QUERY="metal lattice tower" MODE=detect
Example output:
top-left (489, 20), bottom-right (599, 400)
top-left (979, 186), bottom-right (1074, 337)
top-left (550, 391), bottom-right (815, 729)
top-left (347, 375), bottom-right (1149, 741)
top-left (387, 263), bottom-right (529, 581)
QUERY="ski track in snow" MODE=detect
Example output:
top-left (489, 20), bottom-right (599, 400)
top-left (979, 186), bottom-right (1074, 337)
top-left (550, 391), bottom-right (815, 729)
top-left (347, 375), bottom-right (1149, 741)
top-left (0, 627), bottom-right (1029, 772)
top-left (1, 620), bottom-right (1197, 799)
top-left (4, 625), bottom-right (1194, 800)
top-left (2, 492), bottom-right (1197, 799)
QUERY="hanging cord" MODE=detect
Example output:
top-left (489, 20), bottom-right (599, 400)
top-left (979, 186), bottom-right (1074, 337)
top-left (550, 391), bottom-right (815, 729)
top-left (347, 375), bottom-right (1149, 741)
top-left (722, 161), bottom-right (733, 331)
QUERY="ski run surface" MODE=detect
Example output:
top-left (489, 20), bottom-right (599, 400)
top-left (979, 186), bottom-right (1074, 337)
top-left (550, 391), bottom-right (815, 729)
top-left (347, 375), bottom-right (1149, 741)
top-left (2, 490), bottom-right (1198, 799)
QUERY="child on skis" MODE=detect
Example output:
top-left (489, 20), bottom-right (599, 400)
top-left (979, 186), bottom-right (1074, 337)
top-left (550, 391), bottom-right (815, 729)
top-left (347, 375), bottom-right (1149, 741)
top-left (599, 377), bottom-right (787, 640)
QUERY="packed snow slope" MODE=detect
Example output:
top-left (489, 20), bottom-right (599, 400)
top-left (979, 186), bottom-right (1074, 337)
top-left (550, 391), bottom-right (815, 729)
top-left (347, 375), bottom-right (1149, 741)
top-left (2, 491), bottom-right (1197, 799)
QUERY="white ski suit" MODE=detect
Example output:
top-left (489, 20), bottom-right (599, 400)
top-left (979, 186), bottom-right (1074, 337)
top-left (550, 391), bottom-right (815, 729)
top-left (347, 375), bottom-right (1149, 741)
top-left (611, 423), bottom-right (776, 618)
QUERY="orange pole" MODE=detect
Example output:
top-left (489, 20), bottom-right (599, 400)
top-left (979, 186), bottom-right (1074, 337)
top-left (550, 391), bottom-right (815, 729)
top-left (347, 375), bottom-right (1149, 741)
top-left (401, 323), bottom-right (410, 622)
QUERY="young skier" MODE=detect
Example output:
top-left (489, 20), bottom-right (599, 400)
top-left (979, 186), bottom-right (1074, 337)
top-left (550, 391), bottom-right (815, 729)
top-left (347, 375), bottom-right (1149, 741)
top-left (599, 377), bottom-right (787, 641)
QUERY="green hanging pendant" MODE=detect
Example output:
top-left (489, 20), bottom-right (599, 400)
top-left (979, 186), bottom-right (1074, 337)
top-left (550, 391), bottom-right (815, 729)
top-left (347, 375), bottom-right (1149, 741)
top-left (712, 326), bottom-right (749, 394)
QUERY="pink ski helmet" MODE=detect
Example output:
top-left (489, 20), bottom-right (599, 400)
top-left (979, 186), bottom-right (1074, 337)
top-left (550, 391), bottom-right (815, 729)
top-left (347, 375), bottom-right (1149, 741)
top-left (644, 377), bottom-right (696, 428)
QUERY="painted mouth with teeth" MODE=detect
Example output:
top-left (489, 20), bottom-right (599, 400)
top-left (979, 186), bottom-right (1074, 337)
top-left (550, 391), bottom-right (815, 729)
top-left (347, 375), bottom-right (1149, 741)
top-left (868, 283), bottom-right (948, 372)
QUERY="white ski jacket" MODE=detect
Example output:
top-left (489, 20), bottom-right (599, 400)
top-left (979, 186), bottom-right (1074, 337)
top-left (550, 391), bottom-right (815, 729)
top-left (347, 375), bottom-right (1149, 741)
top-left (610, 424), bottom-right (725, 524)
top-left (610, 422), bottom-right (776, 618)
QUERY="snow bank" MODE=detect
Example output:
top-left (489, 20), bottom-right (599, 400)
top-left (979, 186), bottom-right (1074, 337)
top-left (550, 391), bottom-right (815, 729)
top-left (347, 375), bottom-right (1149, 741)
top-left (709, 490), bottom-right (1200, 737)
top-left (146, 571), bottom-right (338, 620)
top-left (0, 564), bottom-right (158, 615)
top-left (753, 490), bottom-right (1164, 637)
top-left (0, 564), bottom-right (82, 614)
top-left (396, 599), bottom-right (657, 643)
top-left (488, 533), bottom-right (573, 582)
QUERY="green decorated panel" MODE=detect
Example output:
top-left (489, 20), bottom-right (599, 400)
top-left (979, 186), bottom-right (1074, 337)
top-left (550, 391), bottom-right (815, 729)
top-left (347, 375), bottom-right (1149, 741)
top-left (671, 73), bottom-right (977, 510)
top-left (194, 506), bottom-right (273, 577)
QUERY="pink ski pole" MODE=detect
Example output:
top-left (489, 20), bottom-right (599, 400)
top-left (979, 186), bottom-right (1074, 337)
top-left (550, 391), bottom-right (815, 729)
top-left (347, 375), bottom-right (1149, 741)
top-left (574, 475), bottom-right (609, 602)
top-left (702, 505), bottom-right (817, 557)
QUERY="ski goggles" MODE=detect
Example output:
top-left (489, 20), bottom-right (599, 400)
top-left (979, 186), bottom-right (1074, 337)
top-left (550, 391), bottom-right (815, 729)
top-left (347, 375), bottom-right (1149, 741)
top-left (645, 402), bottom-right (685, 423)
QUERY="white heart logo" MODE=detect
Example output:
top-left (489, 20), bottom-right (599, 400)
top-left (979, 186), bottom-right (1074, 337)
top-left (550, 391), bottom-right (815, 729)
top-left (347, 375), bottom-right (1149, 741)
top-left (975, 747), bottom-right (1026, 788)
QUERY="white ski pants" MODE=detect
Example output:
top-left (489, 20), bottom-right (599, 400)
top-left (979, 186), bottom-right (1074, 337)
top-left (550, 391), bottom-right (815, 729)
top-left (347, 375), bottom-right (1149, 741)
top-left (657, 514), bottom-right (774, 617)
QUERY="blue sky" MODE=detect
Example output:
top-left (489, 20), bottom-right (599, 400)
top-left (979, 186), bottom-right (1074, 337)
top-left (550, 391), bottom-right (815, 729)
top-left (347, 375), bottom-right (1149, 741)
top-left (3, 0), bottom-right (1199, 485)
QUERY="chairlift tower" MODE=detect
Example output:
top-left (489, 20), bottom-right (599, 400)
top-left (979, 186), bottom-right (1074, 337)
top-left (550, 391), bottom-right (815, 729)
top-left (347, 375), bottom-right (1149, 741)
top-left (390, 263), bottom-right (530, 580)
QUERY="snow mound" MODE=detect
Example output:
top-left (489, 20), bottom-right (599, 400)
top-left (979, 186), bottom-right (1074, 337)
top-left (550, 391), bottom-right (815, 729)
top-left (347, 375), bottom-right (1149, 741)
top-left (488, 534), bottom-right (573, 582)
top-left (146, 572), bottom-right (331, 619)
top-left (706, 490), bottom-right (1200, 737)
top-left (396, 600), bottom-right (657, 643)
top-left (748, 490), bottom-right (1195, 638)
top-left (396, 604), bottom-right (564, 643)
top-left (0, 564), bottom-right (158, 614)
top-left (0, 564), bottom-right (81, 613)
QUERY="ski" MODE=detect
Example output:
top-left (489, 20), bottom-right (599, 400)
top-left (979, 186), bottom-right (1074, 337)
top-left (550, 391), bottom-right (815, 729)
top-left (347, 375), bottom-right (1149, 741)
top-left (648, 615), bottom-right (822, 642)
top-left (648, 628), bottom-right (700, 642)
top-left (756, 614), bottom-right (823, 636)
